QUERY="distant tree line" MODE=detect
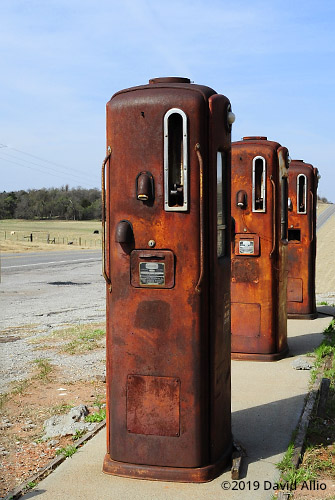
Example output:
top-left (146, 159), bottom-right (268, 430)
top-left (317, 194), bottom-right (332, 204)
top-left (0, 186), bottom-right (101, 220)
top-left (0, 187), bottom-right (331, 221)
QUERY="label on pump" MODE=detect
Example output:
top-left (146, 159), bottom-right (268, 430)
top-left (139, 262), bottom-right (165, 286)
top-left (239, 240), bottom-right (254, 254)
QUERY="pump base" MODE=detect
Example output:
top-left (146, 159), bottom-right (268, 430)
top-left (231, 345), bottom-right (289, 362)
top-left (287, 312), bottom-right (318, 320)
top-left (103, 445), bottom-right (233, 483)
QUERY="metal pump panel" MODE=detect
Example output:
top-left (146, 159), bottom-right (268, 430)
top-left (287, 160), bottom-right (318, 319)
top-left (102, 77), bottom-right (234, 482)
top-left (230, 136), bottom-right (290, 361)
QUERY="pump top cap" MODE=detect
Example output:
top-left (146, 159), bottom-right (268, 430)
top-left (243, 136), bottom-right (267, 141)
top-left (149, 77), bottom-right (191, 84)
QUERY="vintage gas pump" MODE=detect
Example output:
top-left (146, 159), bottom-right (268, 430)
top-left (231, 137), bottom-right (289, 361)
top-left (102, 77), bottom-right (235, 482)
top-left (287, 160), bottom-right (319, 319)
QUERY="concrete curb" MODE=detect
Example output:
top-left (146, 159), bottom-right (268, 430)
top-left (291, 375), bottom-right (322, 468)
top-left (2, 420), bottom-right (106, 500)
top-left (277, 373), bottom-right (329, 500)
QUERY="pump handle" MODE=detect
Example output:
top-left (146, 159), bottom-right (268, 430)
top-left (269, 175), bottom-right (276, 259)
top-left (102, 149), bottom-right (112, 292)
top-left (195, 144), bottom-right (204, 293)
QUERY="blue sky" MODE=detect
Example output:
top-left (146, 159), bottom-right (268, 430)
top-left (0, 0), bottom-right (334, 200)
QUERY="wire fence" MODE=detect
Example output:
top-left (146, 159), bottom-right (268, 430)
top-left (0, 230), bottom-right (102, 248)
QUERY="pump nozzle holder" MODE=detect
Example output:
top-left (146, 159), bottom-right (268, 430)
top-left (236, 190), bottom-right (247, 209)
top-left (136, 172), bottom-right (154, 202)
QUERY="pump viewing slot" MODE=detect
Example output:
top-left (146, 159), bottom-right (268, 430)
top-left (297, 174), bottom-right (307, 214)
top-left (252, 156), bottom-right (266, 212)
top-left (164, 108), bottom-right (188, 211)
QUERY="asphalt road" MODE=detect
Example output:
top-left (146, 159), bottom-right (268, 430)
top-left (317, 203), bottom-right (335, 230)
top-left (1, 249), bottom-right (101, 275)
top-left (0, 249), bottom-right (105, 331)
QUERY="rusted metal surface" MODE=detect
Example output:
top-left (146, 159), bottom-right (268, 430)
top-left (126, 375), bottom-right (180, 437)
top-left (102, 77), bottom-right (233, 481)
top-left (231, 137), bottom-right (289, 361)
top-left (287, 160), bottom-right (318, 319)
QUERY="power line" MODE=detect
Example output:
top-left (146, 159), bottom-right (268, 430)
top-left (0, 150), bottom-right (94, 185)
top-left (0, 143), bottom-right (97, 182)
top-left (0, 154), bottom-right (95, 189)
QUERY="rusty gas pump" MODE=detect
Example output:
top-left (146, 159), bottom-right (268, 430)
top-left (287, 160), bottom-right (319, 319)
top-left (230, 136), bottom-right (289, 361)
top-left (102, 77), bottom-right (235, 482)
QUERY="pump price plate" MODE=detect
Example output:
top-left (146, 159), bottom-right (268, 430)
top-left (239, 240), bottom-right (254, 255)
top-left (139, 262), bottom-right (165, 286)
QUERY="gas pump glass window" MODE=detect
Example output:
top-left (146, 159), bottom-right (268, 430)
top-left (164, 108), bottom-right (188, 212)
top-left (281, 177), bottom-right (288, 240)
top-left (297, 174), bottom-right (307, 214)
top-left (252, 156), bottom-right (266, 212)
top-left (217, 151), bottom-right (226, 257)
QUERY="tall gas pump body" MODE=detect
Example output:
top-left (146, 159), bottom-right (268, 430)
top-left (102, 77), bottom-right (234, 482)
top-left (230, 137), bottom-right (289, 361)
top-left (287, 160), bottom-right (319, 319)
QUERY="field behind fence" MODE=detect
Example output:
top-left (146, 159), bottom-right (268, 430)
top-left (0, 219), bottom-right (102, 252)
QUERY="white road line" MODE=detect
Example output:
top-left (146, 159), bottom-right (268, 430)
top-left (2, 257), bottom-right (99, 269)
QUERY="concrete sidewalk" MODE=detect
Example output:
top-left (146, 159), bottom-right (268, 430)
top-left (22, 314), bottom-right (333, 500)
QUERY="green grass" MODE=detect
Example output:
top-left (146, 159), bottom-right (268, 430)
top-left (310, 319), bottom-right (335, 382)
top-left (276, 442), bottom-right (316, 484)
top-left (61, 328), bottom-right (105, 354)
top-left (25, 481), bottom-right (37, 490)
top-left (51, 403), bottom-right (74, 415)
top-left (56, 445), bottom-right (77, 457)
top-left (85, 408), bottom-right (106, 423)
top-left (33, 358), bottom-right (53, 381)
top-left (0, 392), bottom-right (8, 410)
top-left (72, 429), bottom-right (86, 441)
top-left (93, 394), bottom-right (105, 409)
top-left (11, 379), bottom-right (30, 395)
top-left (30, 323), bottom-right (105, 355)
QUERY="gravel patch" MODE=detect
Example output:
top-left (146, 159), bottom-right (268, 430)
top-left (0, 254), bottom-right (106, 393)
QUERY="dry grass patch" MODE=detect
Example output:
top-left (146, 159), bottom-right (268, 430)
top-left (30, 323), bottom-right (106, 355)
top-left (0, 324), bottom-right (42, 339)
